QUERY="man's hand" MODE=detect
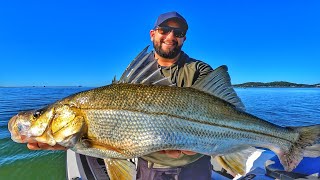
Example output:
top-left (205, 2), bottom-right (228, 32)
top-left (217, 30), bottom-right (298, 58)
top-left (159, 150), bottom-right (197, 158)
top-left (27, 142), bottom-right (67, 150)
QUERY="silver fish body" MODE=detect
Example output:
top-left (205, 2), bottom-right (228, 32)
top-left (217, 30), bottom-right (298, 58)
top-left (8, 48), bottom-right (320, 179)
top-left (8, 83), bottom-right (320, 172)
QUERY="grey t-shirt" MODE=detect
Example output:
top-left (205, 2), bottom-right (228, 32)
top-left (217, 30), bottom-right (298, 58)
top-left (141, 51), bottom-right (213, 167)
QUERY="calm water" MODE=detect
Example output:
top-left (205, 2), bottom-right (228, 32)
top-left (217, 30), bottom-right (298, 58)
top-left (0, 87), bottom-right (319, 179)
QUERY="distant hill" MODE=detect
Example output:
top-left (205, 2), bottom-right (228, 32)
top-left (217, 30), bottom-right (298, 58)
top-left (233, 81), bottom-right (319, 88)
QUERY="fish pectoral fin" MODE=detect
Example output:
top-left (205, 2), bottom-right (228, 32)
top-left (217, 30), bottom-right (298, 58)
top-left (81, 138), bottom-right (128, 156)
top-left (104, 158), bottom-right (136, 180)
top-left (213, 147), bottom-right (256, 176)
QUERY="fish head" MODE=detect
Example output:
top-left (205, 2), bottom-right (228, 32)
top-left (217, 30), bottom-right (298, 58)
top-left (8, 104), bottom-right (86, 147)
top-left (8, 106), bottom-right (55, 144)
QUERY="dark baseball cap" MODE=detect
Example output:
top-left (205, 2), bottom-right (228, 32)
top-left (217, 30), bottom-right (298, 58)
top-left (154, 11), bottom-right (188, 31)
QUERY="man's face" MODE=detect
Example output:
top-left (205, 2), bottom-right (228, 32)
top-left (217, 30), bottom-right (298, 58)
top-left (150, 20), bottom-right (186, 59)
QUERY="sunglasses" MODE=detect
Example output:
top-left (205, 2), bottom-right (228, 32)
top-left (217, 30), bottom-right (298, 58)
top-left (155, 26), bottom-right (186, 38)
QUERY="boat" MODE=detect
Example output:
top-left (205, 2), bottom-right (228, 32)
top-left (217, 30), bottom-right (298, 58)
top-left (66, 149), bottom-right (320, 180)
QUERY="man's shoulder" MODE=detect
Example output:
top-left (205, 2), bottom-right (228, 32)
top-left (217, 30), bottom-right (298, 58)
top-left (186, 57), bottom-right (208, 64)
top-left (184, 56), bottom-right (213, 71)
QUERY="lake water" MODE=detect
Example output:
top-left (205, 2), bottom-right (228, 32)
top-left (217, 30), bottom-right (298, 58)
top-left (0, 87), bottom-right (319, 179)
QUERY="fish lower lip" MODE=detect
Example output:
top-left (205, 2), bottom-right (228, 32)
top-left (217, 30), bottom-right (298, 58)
top-left (11, 135), bottom-right (23, 143)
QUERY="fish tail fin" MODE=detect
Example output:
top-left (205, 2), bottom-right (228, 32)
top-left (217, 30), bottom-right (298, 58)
top-left (279, 125), bottom-right (320, 171)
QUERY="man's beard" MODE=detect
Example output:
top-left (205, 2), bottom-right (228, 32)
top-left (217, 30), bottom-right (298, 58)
top-left (153, 40), bottom-right (183, 59)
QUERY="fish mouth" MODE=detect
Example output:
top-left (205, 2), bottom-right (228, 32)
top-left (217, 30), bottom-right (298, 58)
top-left (8, 115), bottom-right (23, 143)
top-left (8, 114), bottom-right (32, 143)
top-left (8, 115), bottom-right (17, 134)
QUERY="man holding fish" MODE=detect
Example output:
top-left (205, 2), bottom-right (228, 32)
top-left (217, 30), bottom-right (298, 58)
top-left (26, 11), bottom-right (217, 179)
top-left (9, 11), bottom-right (319, 180)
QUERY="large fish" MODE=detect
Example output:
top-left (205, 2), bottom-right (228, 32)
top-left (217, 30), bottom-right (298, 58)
top-left (8, 47), bottom-right (320, 179)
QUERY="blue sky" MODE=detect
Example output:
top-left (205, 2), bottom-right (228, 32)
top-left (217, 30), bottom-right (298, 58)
top-left (0, 0), bottom-right (319, 87)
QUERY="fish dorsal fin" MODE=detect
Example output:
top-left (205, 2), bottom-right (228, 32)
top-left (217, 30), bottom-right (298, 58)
top-left (104, 158), bottom-right (136, 180)
top-left (192, 65), bottom-right (245, 111)
top-left (118, 46), bottom-right (175, 86)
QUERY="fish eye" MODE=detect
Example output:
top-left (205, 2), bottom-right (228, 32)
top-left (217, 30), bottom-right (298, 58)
top-left (33, 109), bottom-right (44, 118)
top-left (32, 106), bottom-right (50, 118)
